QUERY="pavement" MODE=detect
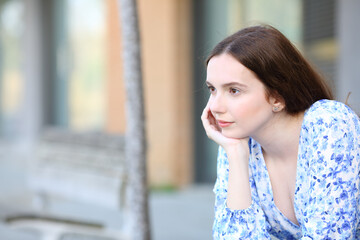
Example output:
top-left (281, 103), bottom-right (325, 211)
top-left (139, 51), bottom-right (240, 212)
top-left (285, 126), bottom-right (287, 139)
top-left (0, 156), bottom-right (215, 240)
top-left (150, 185), bottom-right (214, 240)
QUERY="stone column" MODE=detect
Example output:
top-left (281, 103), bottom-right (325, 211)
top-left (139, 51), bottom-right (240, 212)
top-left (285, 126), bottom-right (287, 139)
top-left (18, 0), bottom-right (45, 152)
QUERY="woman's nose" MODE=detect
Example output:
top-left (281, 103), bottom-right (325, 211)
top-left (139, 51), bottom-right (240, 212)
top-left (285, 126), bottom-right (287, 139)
top-left (209, 95), bottom-right (226, 114)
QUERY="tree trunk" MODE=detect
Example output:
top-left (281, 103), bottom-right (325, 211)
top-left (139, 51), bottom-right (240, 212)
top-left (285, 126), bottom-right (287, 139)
top-left (117, 0), bottom-right (150, 240)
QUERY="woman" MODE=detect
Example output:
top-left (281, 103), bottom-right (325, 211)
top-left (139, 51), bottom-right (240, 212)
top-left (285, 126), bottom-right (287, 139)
top-left (201, 25), bottom-right (360, 239)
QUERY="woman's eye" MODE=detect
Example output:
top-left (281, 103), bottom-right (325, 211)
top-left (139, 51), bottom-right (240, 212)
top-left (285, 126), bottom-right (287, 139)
top-left (207, 86), bottom-right (216, 93)
top-left (229, 88), bottom-right (240, 95)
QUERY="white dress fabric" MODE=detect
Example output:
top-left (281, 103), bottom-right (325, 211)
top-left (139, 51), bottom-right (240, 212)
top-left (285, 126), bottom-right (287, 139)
top-left (213, 100), bottom-right (360, 239)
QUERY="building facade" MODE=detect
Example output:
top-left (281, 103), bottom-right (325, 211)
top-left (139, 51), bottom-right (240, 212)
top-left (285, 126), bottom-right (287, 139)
top-left (0, 0), bottom-right (359, 189)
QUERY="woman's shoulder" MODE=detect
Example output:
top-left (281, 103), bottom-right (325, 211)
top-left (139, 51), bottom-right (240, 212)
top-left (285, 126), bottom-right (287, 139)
top-left (300, 100), bottom-right (360, 175)
top-left (301, 99), bottom-right (360, 144)
top-left (306, 99), bottom-right (355, 116)
top-left (303, 99), bottom-right (359, 126)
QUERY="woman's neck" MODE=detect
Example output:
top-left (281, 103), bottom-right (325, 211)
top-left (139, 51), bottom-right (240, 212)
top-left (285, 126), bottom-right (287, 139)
top-left (254, 111), bottom-right (305, 162)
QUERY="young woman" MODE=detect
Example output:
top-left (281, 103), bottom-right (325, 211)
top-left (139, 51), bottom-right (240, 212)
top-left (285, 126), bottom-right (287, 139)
top-left (201, 25), bottom-right (360, 239)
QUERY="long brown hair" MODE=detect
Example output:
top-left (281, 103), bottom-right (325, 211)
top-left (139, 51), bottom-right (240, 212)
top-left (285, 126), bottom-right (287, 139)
top-left (206, 25), bottom-right (334, 114)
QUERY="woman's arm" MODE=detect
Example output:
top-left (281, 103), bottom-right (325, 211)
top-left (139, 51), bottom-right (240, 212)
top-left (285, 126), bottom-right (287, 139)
top-left (226, 145), bottom-right (252, 209)
top-left (201, 103), bottom-right (252, 209)
top-left (202, 104), bottom-right (272, 238)
top-left (213, 147), bottom-right (271, 239)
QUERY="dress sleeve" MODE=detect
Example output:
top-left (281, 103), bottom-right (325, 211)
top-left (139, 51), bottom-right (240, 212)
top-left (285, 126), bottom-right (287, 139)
top-left (299, 104), bottom-right (360, 239)
top-left (212, 146), bottom-right (272, 239)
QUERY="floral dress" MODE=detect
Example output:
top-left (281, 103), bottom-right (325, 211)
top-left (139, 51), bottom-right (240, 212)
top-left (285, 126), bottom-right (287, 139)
top-left (213, 100), bottom-right (360, 239)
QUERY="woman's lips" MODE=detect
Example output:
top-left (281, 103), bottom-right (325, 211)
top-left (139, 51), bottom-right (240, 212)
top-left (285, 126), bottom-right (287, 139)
top-left (217, 120), bottom-right (233, 128)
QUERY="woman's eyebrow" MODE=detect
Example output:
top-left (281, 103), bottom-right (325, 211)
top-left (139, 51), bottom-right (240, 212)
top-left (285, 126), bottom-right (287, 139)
top-left (206, 81), bottom-right (247, 88)
top-left (222, 82), bottom-right (248, 88)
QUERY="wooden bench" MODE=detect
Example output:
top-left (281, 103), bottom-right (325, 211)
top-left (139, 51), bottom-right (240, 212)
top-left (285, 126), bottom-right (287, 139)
top-left (28, 128), bottom-right (127, 210)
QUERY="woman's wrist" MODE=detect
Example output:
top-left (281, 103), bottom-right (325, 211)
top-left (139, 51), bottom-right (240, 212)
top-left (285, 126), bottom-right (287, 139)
top-left (224, 143), bottom-right (249, 164)
top-left (226, 145), bottom-right (252, 209)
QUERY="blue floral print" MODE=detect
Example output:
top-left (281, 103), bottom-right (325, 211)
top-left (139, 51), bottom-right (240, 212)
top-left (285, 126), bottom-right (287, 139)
top-left (213, 100), bottom-right (360, 239)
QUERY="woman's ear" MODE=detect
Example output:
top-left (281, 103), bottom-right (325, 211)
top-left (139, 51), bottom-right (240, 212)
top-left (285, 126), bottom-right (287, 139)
top-left (269, 94), bottom-right (285, 112)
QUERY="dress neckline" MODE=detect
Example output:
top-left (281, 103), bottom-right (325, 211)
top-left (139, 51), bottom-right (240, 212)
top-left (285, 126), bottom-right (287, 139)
top-left (254, 106), bottom-right (312, 228)
top-left (258, 144), bottom-right (301, 228)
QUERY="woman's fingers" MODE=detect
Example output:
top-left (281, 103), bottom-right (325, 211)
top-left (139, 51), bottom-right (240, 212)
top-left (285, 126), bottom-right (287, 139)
top-left (208, 110), bottom-right (221, 131)
top-left (201, 105), bottom-right (212, 136)
top-left (201, 105), bottom-right (214, 137)
top-left (201, 104), bottom-right (222, 141)
top-left (202, 103), bottom-right (221, 132)
top-left (201, 101), bottom-right (249, 154)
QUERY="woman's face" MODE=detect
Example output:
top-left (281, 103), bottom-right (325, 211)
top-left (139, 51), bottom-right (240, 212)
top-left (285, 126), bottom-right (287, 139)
top-left (206, 53), bottom-right (276, 139)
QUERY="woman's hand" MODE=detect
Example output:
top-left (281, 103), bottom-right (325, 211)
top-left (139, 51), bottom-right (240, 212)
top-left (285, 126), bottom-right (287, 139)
top-left (201, 102), bottom-right (249, 156)
top-left (202, 101), bottom-right (252, 209)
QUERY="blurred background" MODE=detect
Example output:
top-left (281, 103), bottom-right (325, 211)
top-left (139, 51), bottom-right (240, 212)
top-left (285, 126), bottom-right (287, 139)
top-left (0, 0), bottom-right (359, 239)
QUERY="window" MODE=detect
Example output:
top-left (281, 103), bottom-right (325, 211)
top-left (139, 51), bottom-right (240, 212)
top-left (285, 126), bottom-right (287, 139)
top-left (52, 0), bottom-right (107, 131)
top-left (0, 0), bottom-right (24, 137)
